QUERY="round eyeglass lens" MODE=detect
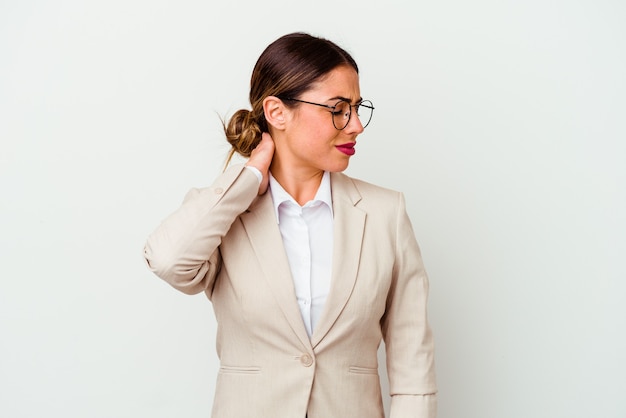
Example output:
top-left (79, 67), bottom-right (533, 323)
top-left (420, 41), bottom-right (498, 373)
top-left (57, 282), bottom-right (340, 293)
top-left (332, 100), bottom-right (351, 130)
top-left (356, 100), bottom-right (374, 128)
top-left (331, 100), bottom-right (374, 130)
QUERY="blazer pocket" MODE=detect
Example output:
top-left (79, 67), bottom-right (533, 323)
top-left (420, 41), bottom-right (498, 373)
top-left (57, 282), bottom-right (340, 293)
top-left (219, 365), bottom-right (261, 375)
top-left (348, 365), bottom-right (379, 375)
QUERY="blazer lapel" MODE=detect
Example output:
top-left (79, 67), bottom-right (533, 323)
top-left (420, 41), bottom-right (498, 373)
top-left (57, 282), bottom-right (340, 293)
top-left (240, 193), bottom-right (312, 350)
top-left (311, 172), bottom-right (366, 348)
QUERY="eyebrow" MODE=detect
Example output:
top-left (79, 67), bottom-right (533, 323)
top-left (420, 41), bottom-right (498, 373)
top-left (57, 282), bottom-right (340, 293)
top-left (327, 96), bottom-right (363, 104)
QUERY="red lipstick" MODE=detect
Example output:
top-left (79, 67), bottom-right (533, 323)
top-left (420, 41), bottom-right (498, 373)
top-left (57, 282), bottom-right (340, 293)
top-left (336, 142), bottom-right (356, 156)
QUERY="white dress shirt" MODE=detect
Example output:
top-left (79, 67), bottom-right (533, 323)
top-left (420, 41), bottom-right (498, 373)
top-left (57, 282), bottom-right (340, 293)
top-left (260, 171), bottom-right (334, 338)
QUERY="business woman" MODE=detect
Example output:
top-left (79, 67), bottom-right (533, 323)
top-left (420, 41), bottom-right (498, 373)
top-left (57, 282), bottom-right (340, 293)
top-left (144, 32), bottom-right (437, 418)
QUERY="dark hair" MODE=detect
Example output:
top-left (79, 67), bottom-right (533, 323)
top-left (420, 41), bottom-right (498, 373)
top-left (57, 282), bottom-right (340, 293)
top-left (223, 32), bottom-right (358, 165)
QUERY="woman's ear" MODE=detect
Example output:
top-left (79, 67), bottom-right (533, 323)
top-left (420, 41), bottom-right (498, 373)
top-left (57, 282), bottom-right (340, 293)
top-left (263, 96), bottom-right (287, 131)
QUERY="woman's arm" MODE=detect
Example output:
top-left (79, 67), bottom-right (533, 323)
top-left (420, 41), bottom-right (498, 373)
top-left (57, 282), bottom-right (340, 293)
top-left (143, 164), bottom-right (259, 297)
top-left (381, 192), bottom-right (438, 418)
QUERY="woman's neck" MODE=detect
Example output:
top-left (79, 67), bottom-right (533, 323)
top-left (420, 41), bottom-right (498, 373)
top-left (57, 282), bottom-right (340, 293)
top-left (270, 159), bottom-right (324, 206)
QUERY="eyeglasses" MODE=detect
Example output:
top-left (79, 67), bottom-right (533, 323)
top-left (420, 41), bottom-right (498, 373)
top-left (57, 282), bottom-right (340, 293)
top-left (281, 97), bottom-right (374, 130)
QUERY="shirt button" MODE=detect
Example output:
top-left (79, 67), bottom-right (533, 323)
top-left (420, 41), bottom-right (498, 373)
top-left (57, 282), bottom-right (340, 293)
top-left (214, 187), bottom-right (224, 194)
top-left (300, 354), bottom-right (313, 367)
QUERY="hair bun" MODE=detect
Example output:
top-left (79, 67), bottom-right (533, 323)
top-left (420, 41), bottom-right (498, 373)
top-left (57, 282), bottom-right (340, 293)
top-left (224, 109), bottom-right (262, 160)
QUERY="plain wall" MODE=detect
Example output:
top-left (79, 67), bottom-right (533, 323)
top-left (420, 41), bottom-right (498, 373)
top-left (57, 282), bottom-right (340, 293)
top-left (1, 1), bottom-right (624, 417)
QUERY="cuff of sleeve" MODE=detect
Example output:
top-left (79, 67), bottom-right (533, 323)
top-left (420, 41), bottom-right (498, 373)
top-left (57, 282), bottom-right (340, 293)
top-left (244, 165), bottom-right (263, 185)
top-left (389, 394), bottom-right (437, 418)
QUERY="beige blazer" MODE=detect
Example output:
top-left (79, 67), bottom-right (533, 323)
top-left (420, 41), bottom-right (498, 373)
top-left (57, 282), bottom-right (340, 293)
top-left (144, 164), bottom-right (437, 418)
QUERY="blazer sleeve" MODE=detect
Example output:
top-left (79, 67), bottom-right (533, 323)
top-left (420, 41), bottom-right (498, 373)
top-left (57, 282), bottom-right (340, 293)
top-left (381, 192), bottom-right (438, 418)
top-left (143, 164), bottom-right (259, 297)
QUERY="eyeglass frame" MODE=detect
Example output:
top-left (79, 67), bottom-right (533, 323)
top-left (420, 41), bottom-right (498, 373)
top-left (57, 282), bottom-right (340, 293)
top-left (279, 97), bottom-right (374, 130)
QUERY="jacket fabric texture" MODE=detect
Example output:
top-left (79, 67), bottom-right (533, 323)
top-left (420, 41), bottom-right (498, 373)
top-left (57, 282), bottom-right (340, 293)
top-left (144, 164), bottom-right (437, 418)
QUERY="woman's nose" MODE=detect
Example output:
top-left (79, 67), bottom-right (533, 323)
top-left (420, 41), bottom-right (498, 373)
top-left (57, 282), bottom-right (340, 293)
top-left (345, 112), bottom-right (365, 134)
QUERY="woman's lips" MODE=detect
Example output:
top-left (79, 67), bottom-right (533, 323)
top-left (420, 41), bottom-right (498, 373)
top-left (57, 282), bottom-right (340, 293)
top-left (336, 142), bottom-right (356, 156)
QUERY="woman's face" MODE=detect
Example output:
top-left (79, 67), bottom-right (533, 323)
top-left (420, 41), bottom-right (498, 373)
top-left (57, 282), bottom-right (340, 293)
top-left (277, 65), bottom-right (365, 174)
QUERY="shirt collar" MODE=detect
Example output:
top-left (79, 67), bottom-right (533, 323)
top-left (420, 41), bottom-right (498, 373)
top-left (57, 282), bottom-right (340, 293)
top-left (268, 171), bottom-right (333, 223)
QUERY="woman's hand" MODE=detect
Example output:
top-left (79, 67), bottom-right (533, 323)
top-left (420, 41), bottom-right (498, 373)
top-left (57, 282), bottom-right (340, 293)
top-left (246, 132), bottom-right (275, 195)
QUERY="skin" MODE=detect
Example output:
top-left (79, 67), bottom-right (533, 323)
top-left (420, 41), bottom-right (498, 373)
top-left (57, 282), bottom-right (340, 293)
top-left (246, 65), bottom-right (364, 205)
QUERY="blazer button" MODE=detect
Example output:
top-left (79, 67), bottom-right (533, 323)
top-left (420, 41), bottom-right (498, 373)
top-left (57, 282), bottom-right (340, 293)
top-left (214, 187), bottom-right (224, 195)
top-left (300, 354), bottom-right (313, 367)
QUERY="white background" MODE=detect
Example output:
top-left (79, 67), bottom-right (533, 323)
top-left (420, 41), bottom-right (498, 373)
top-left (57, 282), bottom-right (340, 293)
top-left (1, 1), bottom-right (625, 417)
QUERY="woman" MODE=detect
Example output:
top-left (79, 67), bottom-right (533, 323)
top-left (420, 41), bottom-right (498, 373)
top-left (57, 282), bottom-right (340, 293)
top-left (144, 32), bottom-right (437, 418)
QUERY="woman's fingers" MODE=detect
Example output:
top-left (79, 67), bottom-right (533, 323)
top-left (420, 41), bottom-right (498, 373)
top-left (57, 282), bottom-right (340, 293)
top-left (247, 132), bottom-right (275, 195)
